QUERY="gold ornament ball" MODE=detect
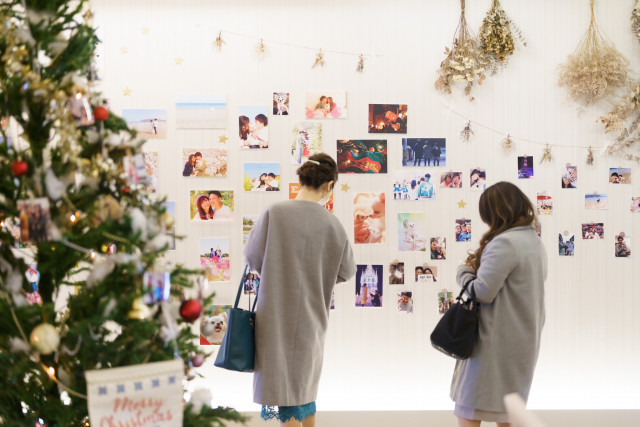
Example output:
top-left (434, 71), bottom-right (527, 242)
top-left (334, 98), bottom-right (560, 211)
top-left (128, 297), bottom-right (152, 320)
top-left (30, 323), bottom-right (60, 355)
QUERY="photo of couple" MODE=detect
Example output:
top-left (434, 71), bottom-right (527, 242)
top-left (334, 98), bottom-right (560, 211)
top-left (239, 105), bottom-right (269, 149)
top-left (122, 109), bottom-right (167, 138)
top-left (304, 91), bottom-right (348, 119)
top-left (291, 122), bottom-right (322, 164)
top-left (355, 264), bottom-right (383, 308)
top-left (189, 190), bottom-right (234, 221)
top-left (199, 238), bottom-right (230, 282)
top-left (182, 148), bottom-right (228, 177)
top-left (244, 163), bottom-right (281, 192)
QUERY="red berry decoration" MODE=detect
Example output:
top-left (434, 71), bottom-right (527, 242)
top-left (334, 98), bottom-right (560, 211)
top-left (191, 354), bottom-right (205, 368)
top-left (180, 299), bottom-right (202, 323)
top-left (93, 106), bottom-right (109, 122)
top-left (11, 160), bottom-right (28, 176)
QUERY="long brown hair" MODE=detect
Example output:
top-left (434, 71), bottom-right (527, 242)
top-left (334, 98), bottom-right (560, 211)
top-left (466, 181), bottom-right (536, 271)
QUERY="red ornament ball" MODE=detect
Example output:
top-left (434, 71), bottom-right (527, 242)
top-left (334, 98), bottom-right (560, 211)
top-left (180, 299), bottom-right (202, 323)
top-left (11, 160), bottom-right (28, 176)
top-left (93, 106), bottom-right (109, 122)
top-left (191, 353), bottom-right (205, 368)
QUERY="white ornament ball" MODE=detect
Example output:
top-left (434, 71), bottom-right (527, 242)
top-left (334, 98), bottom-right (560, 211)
top-left (189, 388), bottom-right (213, 413)
top-left (30, 323), bottom-right (60, 355)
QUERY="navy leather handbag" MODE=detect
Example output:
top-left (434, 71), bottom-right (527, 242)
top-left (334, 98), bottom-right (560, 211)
top-left (214, 265), bottom-right (258, 372)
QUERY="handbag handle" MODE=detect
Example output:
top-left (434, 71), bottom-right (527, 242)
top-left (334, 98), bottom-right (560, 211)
top-left (234, 264), bottom-right (259, 313)
top-left (456, 277), bottom-right (476, 302)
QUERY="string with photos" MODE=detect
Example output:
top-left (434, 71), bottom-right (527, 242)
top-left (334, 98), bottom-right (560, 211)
top-left (212, 30), bottom-right (382, 71)
top-left (441, 103), bottom-right (603, 163)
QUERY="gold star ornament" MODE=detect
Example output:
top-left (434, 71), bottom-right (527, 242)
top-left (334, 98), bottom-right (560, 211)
top-left (218, 134), bottom-right (228, 143)
top-left (341, 183), bottom-right (350, 192)
top-left (457, 199), bottom-right (466, 208)
top-left (122, 87), bottom-right (132, 96)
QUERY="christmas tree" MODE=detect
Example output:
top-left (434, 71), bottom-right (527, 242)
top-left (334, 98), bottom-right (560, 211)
top-left (0, 1), bottom-right (245, 425)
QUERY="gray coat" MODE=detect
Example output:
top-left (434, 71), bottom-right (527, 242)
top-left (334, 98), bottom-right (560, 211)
top-left (244, 200), bottom-right (356, 406)
top-left (451, 225), bottom-right (547, 412)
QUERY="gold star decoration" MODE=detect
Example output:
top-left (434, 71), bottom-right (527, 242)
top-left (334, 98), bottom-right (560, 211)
top-left (122, 87), bottom-right (132, 96)
top-left (142, 26), bottom-right (150, 35)
top-left (341, 183), bottom-right (350, 192)
top-left (120, 46), bottom-right (128, 54)
top-left (174, 57), bottom-right (183, 65)
top-left (457, 199), bottom-right (466, 208)
top-left (218, 134), bottom-right (228, 143)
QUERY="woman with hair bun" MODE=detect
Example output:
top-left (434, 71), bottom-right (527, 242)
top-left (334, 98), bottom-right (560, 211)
top-left (245, 153), bottom-right (356, 427)
top-left (450, 181), bottom-right (547, 426)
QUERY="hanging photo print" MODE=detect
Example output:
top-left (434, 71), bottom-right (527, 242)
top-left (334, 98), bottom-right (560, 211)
top-left (398, 213), bottom-right (428, 251)
top-left (609, 167), bottom-right (631, 184)
top-left (143, 151), bottom-right (159, 193)
top-left (243, 271), bottom-right (260, 295)
top-left (353, 192), bottom-right (385, 244)
top-left (517, 155), bottom-right (534, 179)
top-left (122, 153), bottom-right (147, 186)
top-left (440, 172), bottom-right (462, 188)
top-left (200, 305), bottom-right (232, 345)
top-left (632, 197), bottom-right (640, 213)
top-left (559, 233), bottom-right (575, 256)
top-left (243, 215), bottom-right (258, 245)
top-left (397, 291), bottom-right (413, 314)
top-left (189, 190), bottom-right (234, 221)
top-left (304, 91), bottom-right (348, 119)
top-left (615, 233), bottom-right (631, 257)
top-left (430, 237), bottom-right (446, 260)
top-left (355, 264), bottom-right (383, 308)
top-left (368, 104), bottom-right (408, 133)
top-left (402, 138), bottom-right (446, 167)
top-left (122, 109), bottom-right (166, 138)
top-left (585, 193), bottom-right (607, 209)
top-left (291, 122), bottom-right (322, 164)
top-left (181, 148), bottom-right (228, 177)
top-left (337, 140), bottom-right (387, 174)
top-left (199, 238), bottom-right (230, 282)
top-left (176, 94), bottom-right (226, 129)
top-left (392, 172), bottom-right (436, 200)
top-left (470, 168), bottom-right (486, 191)
top-left (24, 263), bottom-right (42, 306)
top-left (562, 164), bottom-right (577, 188)
top-left (388, 260), bottom-right (405, 284)
top-left (581, 223), bottom-right (604, 239)
top-left (415, 264), bottom-right (437, 283)
top-left (244, 163), bottom-right (281, 191)
top-left (438, 289), bottom-right (454, 314)
top-left (273, 92), bottom-right (290, 115)
top-left (239, 105), bottom-right (269, 149)
top-left (455, 219), bottom-right (471, 242)
top-left (15, 198), bottom-right (51, 245)
top-left (142, 271), bottom-right (171, 304)
top-left (536, 193), bottom-right (553, 215)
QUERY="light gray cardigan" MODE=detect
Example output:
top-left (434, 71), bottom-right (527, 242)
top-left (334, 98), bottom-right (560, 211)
top-left (451, 225), bottom-right (547, 412)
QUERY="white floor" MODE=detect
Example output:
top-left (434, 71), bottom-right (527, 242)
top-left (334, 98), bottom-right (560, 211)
top-left (227, 410), bottom-right (640, 426)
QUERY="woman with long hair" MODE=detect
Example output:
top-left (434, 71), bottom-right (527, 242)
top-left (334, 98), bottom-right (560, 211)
top-left (245, 153), bottom-right (356, 427)
top-left (182, 154), bottom-right (195, 177)
top-left (451, 181), bottom-right (547, 427)
top-left (193, 194), bottom-right (214, 220)
top-left (239, 115), bottom-right (251, 144)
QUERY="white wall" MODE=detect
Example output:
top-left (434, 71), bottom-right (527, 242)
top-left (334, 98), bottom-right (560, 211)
top-left (91, 0), bottom-right (640, 412)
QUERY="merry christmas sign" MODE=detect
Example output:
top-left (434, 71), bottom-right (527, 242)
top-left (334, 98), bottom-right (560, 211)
top-left (85, 359), bottom-right (183, 426)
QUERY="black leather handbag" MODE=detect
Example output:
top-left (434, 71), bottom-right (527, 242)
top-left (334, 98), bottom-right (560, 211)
top-left (430, 279), bottom-right (479, 360)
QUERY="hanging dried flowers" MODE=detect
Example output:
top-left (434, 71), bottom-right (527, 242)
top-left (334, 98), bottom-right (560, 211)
top-left (255, 38), bottom-right (266, 60)
top-left (539, 144), bottom-right (552, 164)
top-left (501, 134), bottom-right (514, 151)
top-left (460, 120), bottom-right (474, 143)
top-left (435, 0), bottom-right (487, 98)
top-left (586, 146), bottom-right (594, 165)
top-left (632, 0), bottom-right (640, 43)
top-left (213, 31), bottom-right (225, 51)
top-left (312, 49), bottom-right (325, 69)
top-left (599, 80), bottom-right (640, 162)
top-left (558, 0), bottom-right (630, 105)
top-left (356, 54), bottom-right (365, 73)
top-left (479, 0), bottom-right (525, 74)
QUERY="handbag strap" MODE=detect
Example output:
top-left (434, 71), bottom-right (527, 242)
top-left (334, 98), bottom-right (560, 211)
top-left (456, 277), bottom-right (476, 302)
top-left (234, 264), bottom-right (260, 313)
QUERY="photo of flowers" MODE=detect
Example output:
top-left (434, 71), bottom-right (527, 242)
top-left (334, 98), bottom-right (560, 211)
top-left (189, 190), bottom-right (234, 221)
top-left (304, 91), bottom-right (347, 119)
top-left (355, 264), bottom-right (383, 307)
top-left (337, 140), bottom-right (387, 173)
top-left (181, 148), bottom-right (228, 177)
top-left (368, 104), bottom-right (407, 133)
top-left (122, 109), bottom-right (167, 139)
top-left (176, 94), bottom-right (226, 129)
top-left (199, 238), bottom-right (230, 282)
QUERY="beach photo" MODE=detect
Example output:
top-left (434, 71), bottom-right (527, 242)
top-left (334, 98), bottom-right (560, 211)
top-left (190, 190), bottom-right (234, 221)
top-left (368, 104), bottom-right (407, 133)
top-left (585, 193), bottom-right (607, 209)
top-left (337, 139), bottom-right (387, 173)
top-left (291, 122), bottom-right (322, 164)
top-left (273, 92), bottom-right (290, 115)
top-left (355, 264), bottom-right (383, 307)
top-left (239, 105), bottom-right (269, 149)
top-left (199, 238), bottom-right (230, 282)
top-left (398, 213), bottom-right (428, 251)
top-left (304, 91), bottom-right (348, 119)
top-left (200, 305), bottom-right (232, 345)
top-left (176, 93), bottom-right (226, 129)
top-left (353, 193), bottom-right (385, 244)
top-left (244, 162), bottom-right (281, 192)
top-left (122, 109), bottom-right (166, 138)
top-left (402, 138), bottom-right (446, 167)
top-left (181, 148), bottom-right (228, 177)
